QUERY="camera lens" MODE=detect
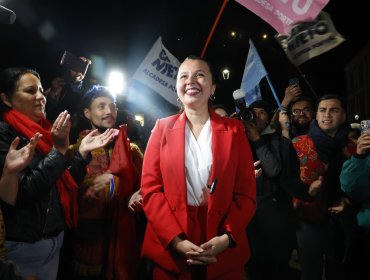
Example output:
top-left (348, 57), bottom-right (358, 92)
top-left (239, 108), bottom-right (255, 123)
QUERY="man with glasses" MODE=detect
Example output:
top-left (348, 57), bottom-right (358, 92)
top-left (288, 96), bottom-right (316, 138)
top-left (273, 83), bottom-right (315, 138)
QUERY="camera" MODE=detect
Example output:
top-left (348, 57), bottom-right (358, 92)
top-left (360, 120), bottom-right (370, 134)
top-left (232, 89), bottom-right (256, 123)
top-left (236, 106), bottom-right (256, 123)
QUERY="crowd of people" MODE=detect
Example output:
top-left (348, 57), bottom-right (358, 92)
top-left (0, 53), bottom-right (369, 280)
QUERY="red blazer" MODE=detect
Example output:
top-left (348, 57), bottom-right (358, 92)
top-left (141, 110), bottom-right (256, 279)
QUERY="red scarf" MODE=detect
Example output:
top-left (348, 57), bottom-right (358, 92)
top-left (3, 109), bottom-right (78, 228)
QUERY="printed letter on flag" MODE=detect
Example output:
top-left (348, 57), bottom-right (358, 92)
top-left (275, 11), bottom-right (345, 66)
top-left (240, 40), bottom-right (267, 106)
top-left (235, 0), bottom-right (329, 35)
top-left (132, 37), bottom-right (180, 106)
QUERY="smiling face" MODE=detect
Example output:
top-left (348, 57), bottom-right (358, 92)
top-left (316, 98), bottom-right (346, 137)
top-left (176, 58), bottom-right (215, 112)
top-left (291, 100), bottom-right (315, 127)
top-left (84, 96), bottom-right (117, 130)
top-left (1, 73), bottom-right (46, 122)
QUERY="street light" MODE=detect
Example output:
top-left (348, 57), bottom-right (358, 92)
top-left (222, 68), bottom-right (230, 80)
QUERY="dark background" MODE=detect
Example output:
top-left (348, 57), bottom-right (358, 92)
top-left (1, 0), bottom-right (369, 119)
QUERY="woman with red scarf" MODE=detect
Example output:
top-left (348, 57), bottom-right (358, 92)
top-left (0, 67), bottom-right (116, 280)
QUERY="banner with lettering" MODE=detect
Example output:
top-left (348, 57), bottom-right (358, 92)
top-left (132, 37), bottom-right (180, 106)
top-left (235, 0), bottom-right (329, 35)
top-left (275, 11), bottom-right (345, 66)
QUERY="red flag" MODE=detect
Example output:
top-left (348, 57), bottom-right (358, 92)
top-left (107, 124), bottom-right (139, 279)
top-left (109, 124), bottom-right (134, 197)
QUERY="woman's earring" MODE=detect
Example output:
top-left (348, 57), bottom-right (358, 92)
top-left (210, 94), bottom-right (215, 101)
top-left (177, 97), bottom-right (184, 110)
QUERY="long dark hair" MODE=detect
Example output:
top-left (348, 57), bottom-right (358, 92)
top-left (0, 67), bottom-right (40, 115)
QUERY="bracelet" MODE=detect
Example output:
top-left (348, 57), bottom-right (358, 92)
top-left (225, 232), bottom-right (237, 248)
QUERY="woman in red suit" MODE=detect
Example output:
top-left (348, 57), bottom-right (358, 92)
top-left (141, 56), bottom-right (257, 279)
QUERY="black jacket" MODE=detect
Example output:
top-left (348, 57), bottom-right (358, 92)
top-left (251, 129), bottom-right (312, 211)
top-left (0, 121), bottom-right (88, 242)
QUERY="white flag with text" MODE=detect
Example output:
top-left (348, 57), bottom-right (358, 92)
top-left (132, 37), bottom-right (180, 106)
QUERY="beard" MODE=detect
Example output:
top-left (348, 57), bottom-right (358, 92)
top-left (94, 125), bottom-right (110, 134)
top-left (91, 122), bottom-right (114, 134)
top-left (293, 119), bottom-right (310, 130)
top-left (91, 124), bottom-right (115, 149)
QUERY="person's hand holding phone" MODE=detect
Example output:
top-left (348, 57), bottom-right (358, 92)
top-left (281, 78), bottom-right (302, 108)
top-left (60, 51), bottom-right (91, 78)
top-left (356, 130), bottom-right (370, 155)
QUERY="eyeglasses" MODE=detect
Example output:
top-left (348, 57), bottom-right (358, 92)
top-left (292, 108), bottom-right (313, 116)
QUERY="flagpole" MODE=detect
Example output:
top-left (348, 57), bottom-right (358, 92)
top-left (265, 75), bottom-right (282, 110)
top-left (294, 65), bottom-right (319, 100)
top-left (200, 0), bottom-right (229, 58)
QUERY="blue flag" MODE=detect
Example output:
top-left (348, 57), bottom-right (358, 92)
top-left (240, 39), bottom-right (267, 106)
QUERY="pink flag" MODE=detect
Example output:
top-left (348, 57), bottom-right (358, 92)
top-left (235, 0), bottom-right (329, 35)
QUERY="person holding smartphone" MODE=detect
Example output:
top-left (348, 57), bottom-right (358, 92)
top-left (44, 52), bottom-right (92, 143)
top-left (271, 78), bottom-right (316, 138)
top-left (340, 129), bottom-right (370, 279)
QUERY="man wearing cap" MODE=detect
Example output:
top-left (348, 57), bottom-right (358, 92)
top-left (244, 100), bottom-right (297, 280)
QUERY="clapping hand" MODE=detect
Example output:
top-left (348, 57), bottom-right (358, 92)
top-left (78, 128), bottom-right (118, 159)
top-left (52, 111), bottom-right (71, 155)
top-left (1, 133), bottom-right (42, 205)
top-left (4, 133), bottom-right (42, 174)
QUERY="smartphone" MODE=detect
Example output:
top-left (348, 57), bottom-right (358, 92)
top-left (360, 120), bottom-right (370, 134)
top-left (60, 51), bottom-right (90, 75)
top-left (288, 77), bottom-right (299, 86)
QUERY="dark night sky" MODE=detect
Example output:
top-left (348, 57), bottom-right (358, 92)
top-left (1, 0), bottom-right (369, 117)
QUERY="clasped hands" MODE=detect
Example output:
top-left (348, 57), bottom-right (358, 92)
top-left (170, 234), bottom-right (230, 265)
